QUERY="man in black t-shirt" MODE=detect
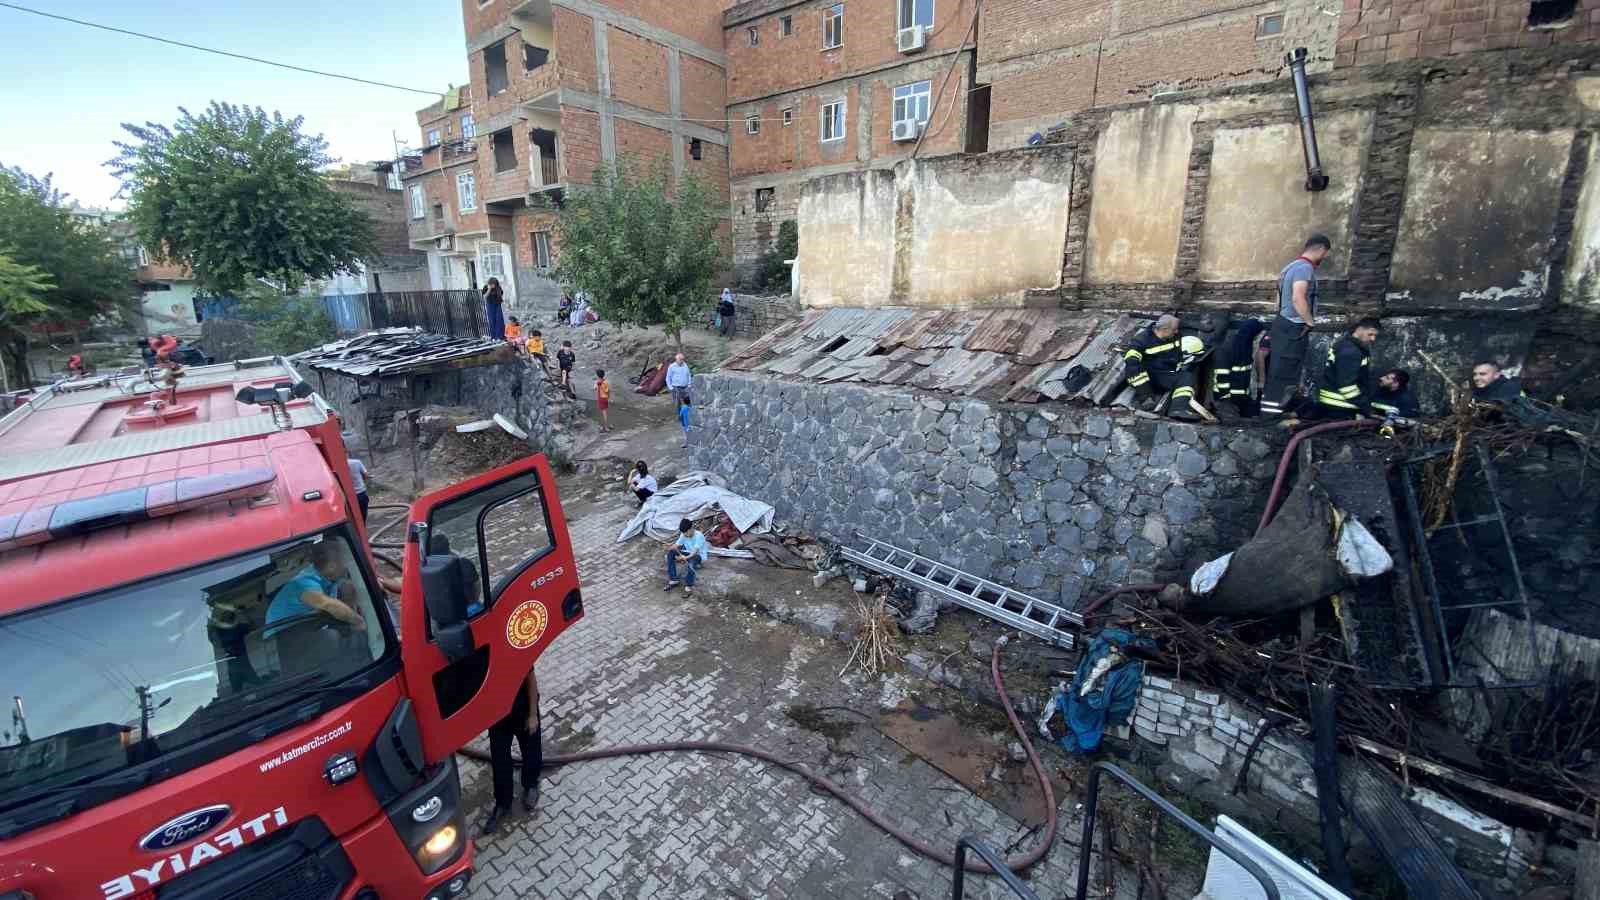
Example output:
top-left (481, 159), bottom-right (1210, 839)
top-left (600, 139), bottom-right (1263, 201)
top-left (556, 341), bottom-right (576, 397)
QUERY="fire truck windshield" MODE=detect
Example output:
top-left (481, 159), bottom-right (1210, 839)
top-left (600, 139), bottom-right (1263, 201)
top-left (0, 528), bottom-right (391, 822)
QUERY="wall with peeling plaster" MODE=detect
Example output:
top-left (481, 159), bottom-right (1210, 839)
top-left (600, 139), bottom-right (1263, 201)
top-left (789, 46), bottom-right (1600, 412)
top-left (796, 147), bottom-right (1075, 309)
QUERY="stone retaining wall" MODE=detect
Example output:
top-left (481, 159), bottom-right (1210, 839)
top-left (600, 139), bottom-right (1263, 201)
top-left (308, 355), bottom-right (579, 459)
top-left (688, 371), bottom-right (1285, 603)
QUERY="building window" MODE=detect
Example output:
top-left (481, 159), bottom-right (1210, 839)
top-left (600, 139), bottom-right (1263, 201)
top-left (386, 166), bottom-right (402, 190)
top-left (780, 15), bottom-right (793, 36)
top-left (432, 202), bottom-right (446, 223)
top-left (755, 187), bottom-right (775, 212)
top-left (748, 25), bottom-right (760, 47)
top-left (823, 3), bottom-right (843, 49)
top-left (820, 99), bottom-right (846, 143)
top-left (524, 43), bottom-right (550, 70)
top-left (480, 241), bottom-right (506, 280)
top-left (746, 115), bottom-right (761, 135)
top-left (492, 129), bottom-right (517, 173)
top-left (531, 231), bottom-right (552, 269)
top-left (893, 81), bottom-right (932, 127)
top-left (898, 0), bottom-right (933, 30)
top-left (456, 171), bottom-right (478, 211)
top-left (782, 107), bottom-right (794, 126)
top-left (409, 186), bottom-right (424, 220)
top-left (461, 114), bottom-right (476, 138)
top-left (1256, 13), bottom-right (1284, 37)
top-left (426, 128), bottom-right (441, 146)
top-left (690, 138), bottom-right (703, 160)
top-left (485, 40), bottom-right (509, 96)
top-left (1528, 0), bottom-right (1576, 26)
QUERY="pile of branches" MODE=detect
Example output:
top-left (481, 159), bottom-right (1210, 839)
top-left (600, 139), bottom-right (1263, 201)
top-left (1405, 353), bottom-right (1600, 529)
top-left (1118, 606), bottom-right (1410, 743)
top-left (841, 590), bottom-right (901, 677)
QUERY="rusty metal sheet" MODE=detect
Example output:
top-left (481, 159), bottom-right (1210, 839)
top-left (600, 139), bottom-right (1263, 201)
top-left (965, 309), bottom-right (1047, 354)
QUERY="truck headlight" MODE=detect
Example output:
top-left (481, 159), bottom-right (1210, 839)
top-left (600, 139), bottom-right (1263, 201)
top-left (415, 821), bottom-right (461, 873)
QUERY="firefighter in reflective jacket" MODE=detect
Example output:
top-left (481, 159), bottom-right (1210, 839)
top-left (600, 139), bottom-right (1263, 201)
top-left (1211, 318), bottom-right (1266, 417)
top-left (1124, 314), bottom-right (1198, 420)
top-left (1313, 317), bottom-right (1381, 419)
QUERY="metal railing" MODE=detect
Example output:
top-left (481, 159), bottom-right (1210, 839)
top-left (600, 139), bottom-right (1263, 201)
top-left (951, 837), bottom-right (1039, 900)
top-left (1075, 762), bottom-right (1279, 900)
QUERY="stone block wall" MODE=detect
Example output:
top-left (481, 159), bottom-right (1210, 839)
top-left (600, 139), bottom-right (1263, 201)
top-left (307, 355), bottom-right (579, 460)
top-left (688, 371), bottom-right (1285, 603)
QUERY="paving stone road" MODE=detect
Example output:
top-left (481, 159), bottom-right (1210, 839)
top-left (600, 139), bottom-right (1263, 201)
top-left (457, 498), bottom-right (1085, 899)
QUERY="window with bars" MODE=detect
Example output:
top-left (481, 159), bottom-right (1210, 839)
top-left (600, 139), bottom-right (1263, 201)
top-left (456, 172), bottom-right (478, 212)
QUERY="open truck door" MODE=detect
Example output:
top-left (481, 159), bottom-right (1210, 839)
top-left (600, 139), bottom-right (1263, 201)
top-left (400, 455), bottom-right (582, 762)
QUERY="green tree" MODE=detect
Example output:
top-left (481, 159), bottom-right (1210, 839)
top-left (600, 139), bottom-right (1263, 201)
top-left (0, 166), bottom-right (134, 387)
top-left (109, 102), bottom-right (376, 294)
top-left (235, 284), bottom-right (336, 357)
top-left (550, 157), bottom-right (726, 345)
top-left (755, 218), bottom-right (798, 291)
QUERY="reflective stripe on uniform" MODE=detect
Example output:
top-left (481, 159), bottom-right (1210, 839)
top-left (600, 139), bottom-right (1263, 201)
top-left (1128, 373), bottom-right (1150, 386)
top-left (1317, 390), bottom-right (1359, 409)
top-left (1371, 402), bottom-right (1397, 414)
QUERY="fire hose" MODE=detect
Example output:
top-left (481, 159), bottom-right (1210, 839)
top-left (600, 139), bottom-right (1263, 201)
top-left (457, 637), bottom-right (1058, 875)
top-left (1255, 418), bottom-right (1378, 535)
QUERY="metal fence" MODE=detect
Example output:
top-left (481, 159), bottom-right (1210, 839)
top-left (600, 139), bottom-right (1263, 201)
top-left (366, 290), bottom-right (485, 338)
top-left (201, 291), bottom-right (489, 340)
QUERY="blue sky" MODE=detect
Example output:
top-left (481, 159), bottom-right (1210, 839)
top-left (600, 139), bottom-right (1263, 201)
top-left (0, 0), bottom-right (470, 207)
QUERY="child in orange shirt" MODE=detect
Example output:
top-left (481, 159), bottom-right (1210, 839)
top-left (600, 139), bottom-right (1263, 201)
top-left (595, 369), bottom-right (612, 432)
top-left (504, 316), bottom-right (524, 347)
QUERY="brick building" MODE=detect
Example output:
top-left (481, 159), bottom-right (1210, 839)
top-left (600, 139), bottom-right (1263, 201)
top-left (401, 0), bottom-right (732, 312)
top-left (1336, 0), bottom-right (1600, 65)
top-left (723, 0), bottom-right (988, 282)
top-left (400, 88), bottom-right (484, 293)
top-left (975, 0), bottom-right (1341, 152)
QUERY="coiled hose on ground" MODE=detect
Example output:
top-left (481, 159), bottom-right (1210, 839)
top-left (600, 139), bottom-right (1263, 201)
top-left (457, 637), bottom-right (1059, 875)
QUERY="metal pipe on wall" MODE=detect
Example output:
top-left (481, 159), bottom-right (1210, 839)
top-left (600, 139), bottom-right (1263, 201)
top-left (1287, 47), bottom-right (1331, 192)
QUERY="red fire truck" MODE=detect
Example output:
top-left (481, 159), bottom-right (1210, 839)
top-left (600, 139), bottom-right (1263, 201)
top-left (0, 357), bottom-right (582, 899)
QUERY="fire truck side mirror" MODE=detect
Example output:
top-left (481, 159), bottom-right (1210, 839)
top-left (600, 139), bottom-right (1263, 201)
top-left (420, 553), bottom-right (476, 662)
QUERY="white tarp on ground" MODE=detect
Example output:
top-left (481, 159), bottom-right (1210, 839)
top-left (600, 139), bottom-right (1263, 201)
top-left (616, 471), bottom-right (775, 549)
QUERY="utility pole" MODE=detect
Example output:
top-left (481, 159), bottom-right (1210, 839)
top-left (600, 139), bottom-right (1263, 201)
top-left (136, 685), bottom-right (153, 744)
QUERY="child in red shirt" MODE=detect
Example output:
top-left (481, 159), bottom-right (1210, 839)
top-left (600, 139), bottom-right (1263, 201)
top-left (595, 368), bottom-right (611, 432)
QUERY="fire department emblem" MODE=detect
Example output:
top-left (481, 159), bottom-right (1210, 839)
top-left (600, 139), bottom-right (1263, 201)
top-left (505, 600), bottom-right (549, 649)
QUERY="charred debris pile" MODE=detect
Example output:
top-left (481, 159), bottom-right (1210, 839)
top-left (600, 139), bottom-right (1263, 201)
top-left (1107, 401), bottom-right (1600, 855)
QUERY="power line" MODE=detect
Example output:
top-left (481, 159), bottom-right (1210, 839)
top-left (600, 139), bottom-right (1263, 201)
top-left (0, 1), bottom-right (443, 96)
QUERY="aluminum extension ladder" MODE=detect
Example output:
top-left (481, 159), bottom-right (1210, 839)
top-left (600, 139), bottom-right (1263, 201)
top-left (839, 538), bottom-right (1083, 647)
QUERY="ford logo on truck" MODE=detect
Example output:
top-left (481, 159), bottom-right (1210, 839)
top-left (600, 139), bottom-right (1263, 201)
top-left (138, 805), bottom-right (230, 851)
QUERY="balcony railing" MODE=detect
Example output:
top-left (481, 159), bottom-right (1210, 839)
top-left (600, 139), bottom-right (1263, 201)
top-left (442, 138), bottom-right (476, 163)
top-left (536, 155), bottom-right (559, 187)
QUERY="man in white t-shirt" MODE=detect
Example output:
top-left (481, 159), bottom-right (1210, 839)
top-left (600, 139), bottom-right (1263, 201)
top-left (347, 457), bottom-right (370, 521)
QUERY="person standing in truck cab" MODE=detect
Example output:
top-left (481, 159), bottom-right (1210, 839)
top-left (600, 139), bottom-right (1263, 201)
top-left (264, 542), bottom-right (365, 636)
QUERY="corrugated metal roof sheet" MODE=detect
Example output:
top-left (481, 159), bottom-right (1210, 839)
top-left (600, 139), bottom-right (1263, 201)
top-left (293, 328), bottom-right (511, 377)
top-left (719, 306), bottom-right (1159, 406)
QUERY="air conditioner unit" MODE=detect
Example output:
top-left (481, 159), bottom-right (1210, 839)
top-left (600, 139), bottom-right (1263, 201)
top-left (892, 119), bottom-right (922, 142)
top-left (897, 25), bottom-right (927, 53)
